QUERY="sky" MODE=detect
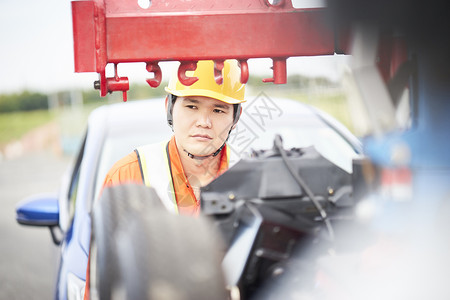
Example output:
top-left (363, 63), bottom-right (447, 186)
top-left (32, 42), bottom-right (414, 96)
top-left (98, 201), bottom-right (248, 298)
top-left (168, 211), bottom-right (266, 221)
top-left (0, 0), bottom-right (350, 95)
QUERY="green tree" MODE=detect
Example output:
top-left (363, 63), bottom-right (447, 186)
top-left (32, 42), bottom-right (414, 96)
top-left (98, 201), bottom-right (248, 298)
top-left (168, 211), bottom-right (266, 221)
top-left (0, 91), bottom-right (48, 113)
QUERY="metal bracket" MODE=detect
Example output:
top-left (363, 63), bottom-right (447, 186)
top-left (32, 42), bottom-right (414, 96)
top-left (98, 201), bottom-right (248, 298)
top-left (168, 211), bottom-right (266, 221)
top-left (263, 58), bottom-right (287, 84)
top-left (239, 60), bottom-right (249, 84)
top-left (94, 63), bottom-right (129, 101)
top-left (214, 60), bottom-right (225, 85)
top-left (178, 61), bottom-right (199, 86)
top-left (146, 62), bottom-right (162, 88)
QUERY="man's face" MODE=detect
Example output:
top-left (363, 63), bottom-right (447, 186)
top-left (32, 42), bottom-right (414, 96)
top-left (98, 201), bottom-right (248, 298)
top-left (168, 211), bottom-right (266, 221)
top-left (171, 96), bottom-right (234, 156)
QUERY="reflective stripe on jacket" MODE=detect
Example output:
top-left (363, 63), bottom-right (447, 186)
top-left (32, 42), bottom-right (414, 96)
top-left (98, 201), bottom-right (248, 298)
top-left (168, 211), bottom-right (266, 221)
top-left (135, 141), bottom-right (179, 214)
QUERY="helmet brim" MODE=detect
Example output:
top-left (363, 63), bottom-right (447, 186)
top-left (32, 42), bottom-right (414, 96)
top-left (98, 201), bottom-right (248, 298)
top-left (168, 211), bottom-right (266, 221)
top-left (165, 87), bottom-right (246, 104)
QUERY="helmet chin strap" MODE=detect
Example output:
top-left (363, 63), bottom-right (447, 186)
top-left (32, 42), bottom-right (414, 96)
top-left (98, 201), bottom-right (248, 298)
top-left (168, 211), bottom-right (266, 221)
top-left (183, 143), bottom-right (225, 160)
top-left (183, 130), bottom-right (231, 160)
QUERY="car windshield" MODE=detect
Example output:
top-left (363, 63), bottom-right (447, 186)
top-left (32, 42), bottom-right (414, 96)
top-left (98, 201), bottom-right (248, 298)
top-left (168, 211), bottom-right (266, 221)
top-left (229, 117), bottom-right (359, 174)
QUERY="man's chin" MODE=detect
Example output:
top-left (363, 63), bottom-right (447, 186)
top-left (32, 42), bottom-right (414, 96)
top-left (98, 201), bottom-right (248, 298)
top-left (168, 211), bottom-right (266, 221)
top-left (184, 145), bottom-right (218, 157)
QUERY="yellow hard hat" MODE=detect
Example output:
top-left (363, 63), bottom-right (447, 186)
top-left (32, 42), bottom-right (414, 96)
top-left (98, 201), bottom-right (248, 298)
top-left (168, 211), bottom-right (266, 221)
top-left (165, 60), bottom-right (246, 104)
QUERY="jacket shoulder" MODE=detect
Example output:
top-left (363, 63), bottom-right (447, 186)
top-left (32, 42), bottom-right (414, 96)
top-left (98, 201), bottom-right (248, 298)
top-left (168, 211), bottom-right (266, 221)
top-left (103, 151), bottom-right (142, 186)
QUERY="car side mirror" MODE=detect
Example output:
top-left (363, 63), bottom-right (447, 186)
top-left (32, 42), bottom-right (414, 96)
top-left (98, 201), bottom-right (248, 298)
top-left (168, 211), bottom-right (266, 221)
top-left (16, 194), bottom-right (62, 245)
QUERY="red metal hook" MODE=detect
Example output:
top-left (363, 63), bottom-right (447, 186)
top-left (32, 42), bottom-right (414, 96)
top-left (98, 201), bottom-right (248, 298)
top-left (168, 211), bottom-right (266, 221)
top-left (178, 61), bottom-right (199, 86)
top-left (95, 65), bottom-right (129, 101)
top-left (239, 60), bottom-right (249, 84)
top-left (214, 60), bottom-right (224, 85)
top-left (110, 63), bottom-right (129, 101)
top-left (106, 76), bottom-right (129, 101)
top-left (262, 58), bottom-right (287, 84)
top-left (146, 62), bottom-right (162, 88)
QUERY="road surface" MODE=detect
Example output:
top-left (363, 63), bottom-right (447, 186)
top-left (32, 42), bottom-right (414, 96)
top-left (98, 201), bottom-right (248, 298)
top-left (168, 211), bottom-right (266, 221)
top-left (0, 150), bottom-right (71, 299)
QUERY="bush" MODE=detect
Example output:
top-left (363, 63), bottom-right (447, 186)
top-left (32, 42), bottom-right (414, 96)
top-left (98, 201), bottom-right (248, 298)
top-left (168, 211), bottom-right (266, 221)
top-left (0, 91), bottom-right (48, 113)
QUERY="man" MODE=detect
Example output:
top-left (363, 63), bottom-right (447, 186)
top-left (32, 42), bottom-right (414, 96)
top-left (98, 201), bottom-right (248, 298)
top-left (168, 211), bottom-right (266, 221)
top-left (83, 59), bottom-right (245, 299)
top-left (102, 59), bottom-right (245, 215)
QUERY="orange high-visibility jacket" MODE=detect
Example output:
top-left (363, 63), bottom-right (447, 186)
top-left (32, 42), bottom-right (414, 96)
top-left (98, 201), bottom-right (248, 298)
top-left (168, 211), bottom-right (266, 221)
top-left (103, 136), bottom-right (230, 214)
top-left (83, 136), bottom-right (230, 300)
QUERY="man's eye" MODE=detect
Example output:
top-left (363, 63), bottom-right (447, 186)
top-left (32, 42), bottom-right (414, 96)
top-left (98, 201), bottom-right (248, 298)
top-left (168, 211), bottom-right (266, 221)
top-left (214, 109), bottom-right (225, 114)
top-left (186, 105), bottom-right (197, 109)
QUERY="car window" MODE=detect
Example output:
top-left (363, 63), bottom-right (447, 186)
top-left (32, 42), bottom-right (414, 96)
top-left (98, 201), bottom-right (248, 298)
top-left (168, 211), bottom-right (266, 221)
top-left (93, 131), bottom-right (171, 203)
top-left (67, 133), bottom-right (86, 223)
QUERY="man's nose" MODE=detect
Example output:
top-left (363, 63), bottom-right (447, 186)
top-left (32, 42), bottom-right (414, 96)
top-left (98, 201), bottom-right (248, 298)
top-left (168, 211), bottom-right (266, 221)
top-left (195, 111), bottom-right (212, 128)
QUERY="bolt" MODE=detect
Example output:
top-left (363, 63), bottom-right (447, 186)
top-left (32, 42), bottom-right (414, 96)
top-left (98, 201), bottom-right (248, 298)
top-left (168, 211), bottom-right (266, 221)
top-left (93, 80), bottom-right (100, 90)
top-left (272, 267), bottom-right (284, 277)
top-left (328, 187), bottom-right (334, 195)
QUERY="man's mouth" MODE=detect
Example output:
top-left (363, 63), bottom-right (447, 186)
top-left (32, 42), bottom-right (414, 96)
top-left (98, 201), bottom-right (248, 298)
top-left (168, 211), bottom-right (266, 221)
top-left (191, 134), bottom-right (213, 141)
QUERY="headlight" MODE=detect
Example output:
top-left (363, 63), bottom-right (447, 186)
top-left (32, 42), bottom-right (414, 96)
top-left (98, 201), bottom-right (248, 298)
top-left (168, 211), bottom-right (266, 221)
top-left (67, 272), bottom-right (86, 300)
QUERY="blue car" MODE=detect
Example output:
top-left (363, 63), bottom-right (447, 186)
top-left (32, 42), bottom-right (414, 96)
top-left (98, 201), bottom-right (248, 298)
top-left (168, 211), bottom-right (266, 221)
top-left (15, 95), bottom-right (362, 300)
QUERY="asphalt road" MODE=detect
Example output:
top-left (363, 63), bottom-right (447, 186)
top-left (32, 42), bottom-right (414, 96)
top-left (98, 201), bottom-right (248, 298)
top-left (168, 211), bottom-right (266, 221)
top-left (0, 150), bottom-right (71, 299)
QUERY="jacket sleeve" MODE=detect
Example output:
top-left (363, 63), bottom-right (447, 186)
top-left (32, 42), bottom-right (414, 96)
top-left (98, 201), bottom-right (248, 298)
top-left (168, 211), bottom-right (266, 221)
top-left (102, 151), bottom-right (143, 187)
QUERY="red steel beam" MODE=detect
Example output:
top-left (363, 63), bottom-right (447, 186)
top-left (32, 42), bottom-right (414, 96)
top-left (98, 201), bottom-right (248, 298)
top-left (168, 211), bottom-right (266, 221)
top-left (71, 0), bottom-right (339, 98)
top-left (106, 10), bottom-right (333, 63)
top-left (73, 0), bottom-right (335, 69)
